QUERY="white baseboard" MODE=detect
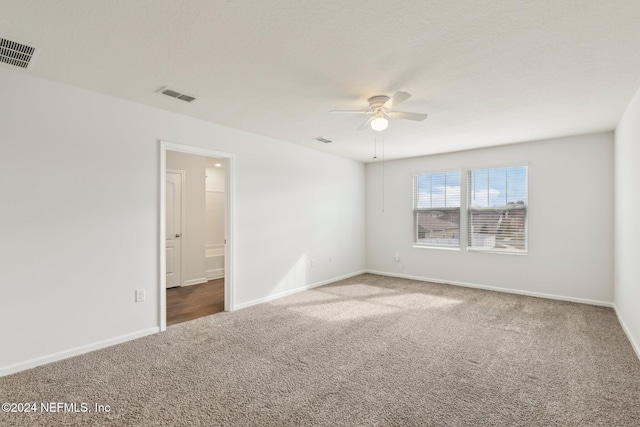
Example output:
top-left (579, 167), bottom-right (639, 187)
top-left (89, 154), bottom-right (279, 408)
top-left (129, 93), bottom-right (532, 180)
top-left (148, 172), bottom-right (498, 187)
top-left (365, 270), bottom-right (614, 308)
top-left (206, 268), bottom-right (225, 280)
top-left (183, 277), bottom-right (208, 287)
top-left (233, 270), bottom-right (367, 310)
top-left (613, 305), bottom-right (640, 362)
top-left (0, 327), bottom-right (159, 378)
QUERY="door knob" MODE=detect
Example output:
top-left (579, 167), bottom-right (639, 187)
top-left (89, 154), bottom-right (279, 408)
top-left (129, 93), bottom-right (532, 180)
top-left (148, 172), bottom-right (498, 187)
top-left (175, 234), bottom-right (181, 238)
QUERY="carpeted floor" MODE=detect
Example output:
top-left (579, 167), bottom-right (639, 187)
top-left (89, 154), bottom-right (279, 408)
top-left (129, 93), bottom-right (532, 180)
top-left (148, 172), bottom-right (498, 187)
top-left (1, 273), bottom-right (639, 426)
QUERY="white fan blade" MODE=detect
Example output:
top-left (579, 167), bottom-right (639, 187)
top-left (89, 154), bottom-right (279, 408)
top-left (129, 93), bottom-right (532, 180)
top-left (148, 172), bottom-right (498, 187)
top-left (383, 91), bottom-right (411, 109)
top-left (329, 110), bottom-right (371, 114)
top-left (357, 117), bottom-right (374, 130)
top-left (389, 111), bottom-right (428, 121)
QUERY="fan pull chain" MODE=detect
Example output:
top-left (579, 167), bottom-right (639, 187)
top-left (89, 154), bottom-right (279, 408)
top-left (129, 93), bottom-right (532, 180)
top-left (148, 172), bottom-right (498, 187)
top-left (373, 135), bottom-right (377, 159)
top-left (382, 134), bottom-right (385, 213)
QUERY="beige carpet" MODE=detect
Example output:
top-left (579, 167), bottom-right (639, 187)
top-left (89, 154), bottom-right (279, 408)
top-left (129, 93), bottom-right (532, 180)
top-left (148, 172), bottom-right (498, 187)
top-left (1, 273), bottom-right (639, 426)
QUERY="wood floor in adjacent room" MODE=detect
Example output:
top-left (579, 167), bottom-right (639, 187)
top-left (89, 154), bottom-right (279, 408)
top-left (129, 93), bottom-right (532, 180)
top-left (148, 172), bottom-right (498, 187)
top-left (166, 278), bottom-right (224, 326)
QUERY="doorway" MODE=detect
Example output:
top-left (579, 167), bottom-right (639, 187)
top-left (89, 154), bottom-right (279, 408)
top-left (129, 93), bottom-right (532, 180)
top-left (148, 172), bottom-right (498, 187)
top-left (159, 141), bottom-right (234, 331)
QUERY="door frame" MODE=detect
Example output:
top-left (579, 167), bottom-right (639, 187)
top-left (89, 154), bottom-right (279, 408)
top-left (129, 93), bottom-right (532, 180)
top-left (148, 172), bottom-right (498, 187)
top-left (165, 169), bottom-right (185, 288)
top-left (159, 140), bottom-right (235, 331)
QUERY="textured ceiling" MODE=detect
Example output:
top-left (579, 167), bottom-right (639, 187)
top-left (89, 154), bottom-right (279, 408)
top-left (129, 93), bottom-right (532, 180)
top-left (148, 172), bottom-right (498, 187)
top-left (2, 0), bottom-right (640, 162)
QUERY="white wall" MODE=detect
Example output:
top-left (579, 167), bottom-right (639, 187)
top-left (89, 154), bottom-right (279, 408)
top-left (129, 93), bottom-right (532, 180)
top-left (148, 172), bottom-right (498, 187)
top-left (366, 132), bottom-right (614, 304)
top-left (205, 158), bottom-right (226, 252)
top-left (206, 158), bottom-right (226, 192)
top-left (0, 67), bottom-right (365, 374)
top-left (166, 151), bottom-right (207, 285)
top-left (205, 158), bottom-right (226, 279)
top-left (614, 85), bottom-right (640, 358)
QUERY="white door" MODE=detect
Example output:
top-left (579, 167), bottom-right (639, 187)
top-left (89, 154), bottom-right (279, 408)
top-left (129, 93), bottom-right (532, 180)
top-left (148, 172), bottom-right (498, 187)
top-left (166, 171), bottom-right (183, 288)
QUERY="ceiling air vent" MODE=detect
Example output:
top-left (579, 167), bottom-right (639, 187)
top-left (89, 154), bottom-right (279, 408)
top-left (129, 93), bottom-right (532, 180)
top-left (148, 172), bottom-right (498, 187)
top-left (314, 137), bottom-right (333, 144)
top-left (0, 37), bottom-right (39, 69)
top-left (158, 87), bottom-right (196, 103)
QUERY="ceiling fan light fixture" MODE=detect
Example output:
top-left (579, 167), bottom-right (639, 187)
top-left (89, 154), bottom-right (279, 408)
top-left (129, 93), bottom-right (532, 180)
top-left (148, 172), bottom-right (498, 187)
top-left (371, 116), bottom-right (388, 132)
top-left (330, 91), bottom-right (426, 131)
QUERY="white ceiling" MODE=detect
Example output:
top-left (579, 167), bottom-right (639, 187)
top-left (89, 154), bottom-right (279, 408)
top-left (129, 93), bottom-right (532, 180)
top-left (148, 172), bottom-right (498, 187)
top-left (2, 0), bottom-right (640, 162)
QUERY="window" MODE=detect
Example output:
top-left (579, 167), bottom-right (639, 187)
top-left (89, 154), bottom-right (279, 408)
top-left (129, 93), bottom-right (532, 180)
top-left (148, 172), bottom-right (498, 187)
top-left (413, 171), bottom-right (461, 248)
top-left (468, 165), bottom-right (528, 253)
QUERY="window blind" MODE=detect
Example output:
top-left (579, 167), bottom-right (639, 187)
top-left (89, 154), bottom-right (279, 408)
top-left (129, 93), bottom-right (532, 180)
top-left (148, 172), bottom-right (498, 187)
top-left (468, 166), bottom-right (528, 253)
top-left (413, 171), bottom-right (461, 248)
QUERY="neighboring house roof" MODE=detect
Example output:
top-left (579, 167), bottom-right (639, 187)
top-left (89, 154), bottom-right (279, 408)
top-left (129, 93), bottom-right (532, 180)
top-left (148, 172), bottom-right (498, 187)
top-left (417, 213), bottom-right (459, 231)
top-left (471, 208), bottom-right (526, 234)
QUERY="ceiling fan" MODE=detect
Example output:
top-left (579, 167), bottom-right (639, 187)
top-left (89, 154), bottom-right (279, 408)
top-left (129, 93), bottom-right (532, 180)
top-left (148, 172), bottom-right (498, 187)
top-left (330, 91), bottom-right (428, 132)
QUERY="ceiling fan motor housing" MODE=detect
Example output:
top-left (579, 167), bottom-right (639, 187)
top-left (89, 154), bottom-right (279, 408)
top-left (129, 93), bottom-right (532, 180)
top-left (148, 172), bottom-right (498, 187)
top-left (368, 95), bottom-right (390, 110)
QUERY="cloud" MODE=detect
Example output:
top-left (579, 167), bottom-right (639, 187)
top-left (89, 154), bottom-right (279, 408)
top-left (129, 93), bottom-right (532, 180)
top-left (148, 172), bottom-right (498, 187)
top-left (471, 189), bottom-right (503, 207)
top-left (417, 186), bottom-right (461, 208)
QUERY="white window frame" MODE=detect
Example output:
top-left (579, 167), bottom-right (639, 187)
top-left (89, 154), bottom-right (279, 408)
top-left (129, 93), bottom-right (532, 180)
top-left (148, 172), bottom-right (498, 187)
top-left (466, 164), bottom-right (528, 255)
top-left (412, 170), bottom-right (462, 250)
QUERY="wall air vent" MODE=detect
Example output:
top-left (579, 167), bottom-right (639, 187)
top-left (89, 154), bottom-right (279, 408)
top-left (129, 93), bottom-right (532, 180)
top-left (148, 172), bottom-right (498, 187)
top-left (158, 87), bottom-right (196, 103)
top-left (0, 37), bottom-right (39, 69)
top-left (314, 137), bottom-right (333, 144)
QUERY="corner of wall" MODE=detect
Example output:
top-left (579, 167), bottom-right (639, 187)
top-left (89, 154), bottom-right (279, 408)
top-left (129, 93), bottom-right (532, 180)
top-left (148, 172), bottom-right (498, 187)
top-left (614, 305), bottom-right (640, 361)
top-left (613, 79), bottom-right (640, 362)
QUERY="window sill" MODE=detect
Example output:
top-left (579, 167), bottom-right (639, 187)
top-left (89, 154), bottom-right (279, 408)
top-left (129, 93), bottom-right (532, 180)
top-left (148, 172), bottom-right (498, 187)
top-left (467, 248), bottom-right (527, 256)
top-left (413, 245), bottom-right (460, 251)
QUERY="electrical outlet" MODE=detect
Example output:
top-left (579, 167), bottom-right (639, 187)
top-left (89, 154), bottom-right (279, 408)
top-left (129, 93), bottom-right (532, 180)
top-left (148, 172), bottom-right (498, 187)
top-left (395, 252), bottom-right (400, 262)
top-left (310, 259), bottom-right (316, 267)
top-left (135, 289), bottom-right (145, 303)
top-left (328, 256), bottom-right (332, 264)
